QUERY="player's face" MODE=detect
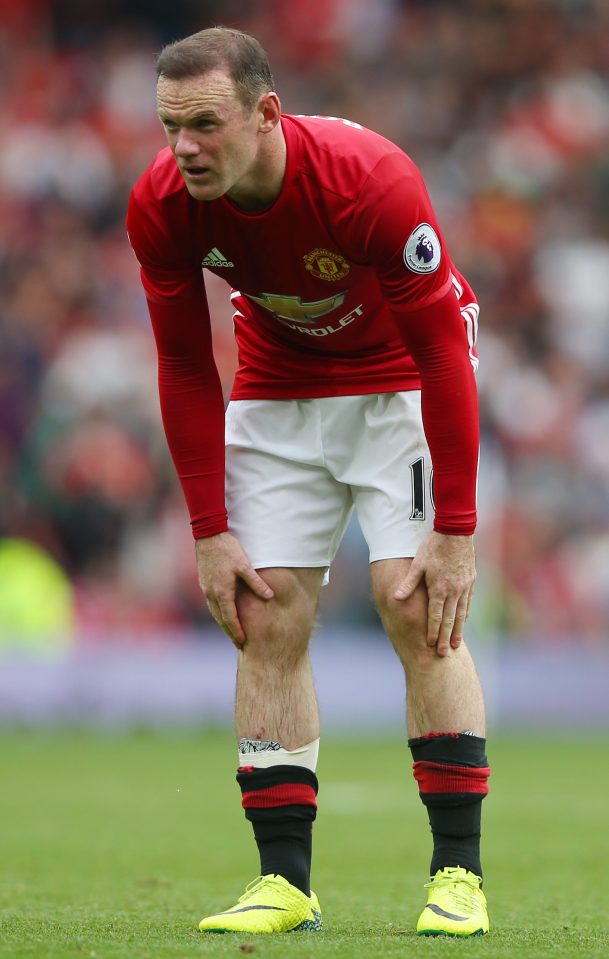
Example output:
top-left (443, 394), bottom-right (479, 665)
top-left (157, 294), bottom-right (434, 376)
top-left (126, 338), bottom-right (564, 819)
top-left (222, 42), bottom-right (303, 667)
top-left (157, 70), bottom-right (269, 203)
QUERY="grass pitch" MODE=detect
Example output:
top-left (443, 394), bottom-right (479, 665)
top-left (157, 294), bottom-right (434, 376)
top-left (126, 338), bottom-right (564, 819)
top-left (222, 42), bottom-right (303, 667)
top-left (0, 729), bottom-right (608, 958)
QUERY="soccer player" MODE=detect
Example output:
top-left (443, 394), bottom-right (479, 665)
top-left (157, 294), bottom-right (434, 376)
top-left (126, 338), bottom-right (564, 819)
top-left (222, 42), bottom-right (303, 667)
top-left (127, 27), bottom-right (491, 937)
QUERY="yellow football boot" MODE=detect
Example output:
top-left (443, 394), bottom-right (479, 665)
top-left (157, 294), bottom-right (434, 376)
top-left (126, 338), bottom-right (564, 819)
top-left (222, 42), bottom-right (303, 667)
top-left (198, 874), bottom-right (322, 934)
top-left (417, 866), bottom-right (489, 936)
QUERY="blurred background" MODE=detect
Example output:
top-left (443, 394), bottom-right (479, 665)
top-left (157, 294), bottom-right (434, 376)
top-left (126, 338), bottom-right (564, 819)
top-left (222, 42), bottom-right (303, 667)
top-left (1, 0), bottom-right (608, 727)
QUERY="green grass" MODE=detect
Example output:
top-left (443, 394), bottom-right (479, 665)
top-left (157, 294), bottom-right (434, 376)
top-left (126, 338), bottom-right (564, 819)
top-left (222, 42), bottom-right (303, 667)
top-left (1, 729), bottom-right (608, 958)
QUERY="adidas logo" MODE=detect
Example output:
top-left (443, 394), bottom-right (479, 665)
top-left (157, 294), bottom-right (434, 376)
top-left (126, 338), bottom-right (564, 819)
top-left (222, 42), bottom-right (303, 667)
top-left (202, 246), bottom-right (234, 268)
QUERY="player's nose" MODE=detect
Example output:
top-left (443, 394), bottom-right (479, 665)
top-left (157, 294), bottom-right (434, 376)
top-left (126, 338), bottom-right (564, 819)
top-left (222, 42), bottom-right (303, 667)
top-left (174, 130), bottom-right (200, 157)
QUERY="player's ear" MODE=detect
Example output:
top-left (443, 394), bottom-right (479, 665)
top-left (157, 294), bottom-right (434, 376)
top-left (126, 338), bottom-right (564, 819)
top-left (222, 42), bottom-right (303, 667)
top-left (258, 92), bottom-right (281, 133)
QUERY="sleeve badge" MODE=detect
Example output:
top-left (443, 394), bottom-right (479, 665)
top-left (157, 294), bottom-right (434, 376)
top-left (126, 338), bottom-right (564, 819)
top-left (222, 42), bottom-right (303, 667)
top-left (403, 223), bottom-right (442, 274)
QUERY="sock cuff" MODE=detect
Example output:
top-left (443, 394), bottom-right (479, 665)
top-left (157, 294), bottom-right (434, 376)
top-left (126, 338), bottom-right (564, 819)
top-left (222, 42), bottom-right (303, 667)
top-left (237, 764), bottom-right (318, 791)
top-left (413, 760), bottom-right (491, 801)
top-left (241, 783), bottom-right (318, 811)
top-left (236, 764), bottom-right (318, 815)
top-left (408, 731), bottom-right (488, 767)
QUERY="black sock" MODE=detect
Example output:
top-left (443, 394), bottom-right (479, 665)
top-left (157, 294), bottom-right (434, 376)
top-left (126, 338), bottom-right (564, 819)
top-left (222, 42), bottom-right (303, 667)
top-left (252, 818), bottom-right (312, 895)
top-left (236, 764), bottom-right (317, 896)
top-left (409, 732), bottom-right (490, 878)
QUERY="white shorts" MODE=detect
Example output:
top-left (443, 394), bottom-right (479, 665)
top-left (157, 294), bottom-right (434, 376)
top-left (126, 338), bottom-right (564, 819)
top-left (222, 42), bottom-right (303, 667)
top-left (225, 391), bottom-right (434, 572)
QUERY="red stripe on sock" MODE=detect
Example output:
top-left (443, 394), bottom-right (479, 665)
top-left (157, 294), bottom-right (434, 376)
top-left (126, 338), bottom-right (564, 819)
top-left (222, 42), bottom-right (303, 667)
top-left (241, 783), bottom-right (318, 809)
top-left (413, 761), bottom-right (490, 795)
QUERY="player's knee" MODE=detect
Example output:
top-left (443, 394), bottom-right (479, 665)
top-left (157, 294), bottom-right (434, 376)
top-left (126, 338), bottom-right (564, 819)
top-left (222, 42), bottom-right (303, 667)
top-left (377, 590), bottom-right (425, 637)
top-left (376, 592), bottom-right (429, 659)
top-left (237, 568), bottom-right (317, 659)
top-left (237, 567), bottom-right (315, 619)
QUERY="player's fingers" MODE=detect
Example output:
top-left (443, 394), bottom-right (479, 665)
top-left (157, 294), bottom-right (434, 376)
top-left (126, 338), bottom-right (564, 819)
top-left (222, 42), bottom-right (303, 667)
top-left (465, 581), bottom-right (476, 622)
top-left (450, 593), bottom-right (469, 649)
top-left (426, 594), bottom-right (446, 649)
top-left (434, 597), bottom-right (457, 657)
top-left (206, 597), bottom-right (222, 630)
top-left (241, 567), bottom-right (274, 600)
top-left (394, 563), bottom-right (424, 601)
top-left (209, 594), bottom-right (246, 646)
top-left (220, 598), bottom-right (246, 645)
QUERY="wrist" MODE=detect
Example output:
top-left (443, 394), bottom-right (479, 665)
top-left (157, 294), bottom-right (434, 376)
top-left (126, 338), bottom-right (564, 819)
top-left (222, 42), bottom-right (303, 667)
top-left (432, 530), bottom-right (474, 541)
top-left (192, 514), bottom-right (229, 539)
top-left (433, 514), bottom-right (477, 536)
top-left (195, 529), bottom-right (232, 549)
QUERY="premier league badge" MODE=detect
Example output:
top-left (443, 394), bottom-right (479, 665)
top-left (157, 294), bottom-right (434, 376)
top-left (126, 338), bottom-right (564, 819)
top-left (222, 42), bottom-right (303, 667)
top-left (403, 223), bottom-right (442, 274)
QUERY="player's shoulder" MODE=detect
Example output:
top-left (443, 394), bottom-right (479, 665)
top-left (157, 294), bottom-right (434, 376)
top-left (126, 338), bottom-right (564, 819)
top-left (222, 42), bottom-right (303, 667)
top-left (130, 146), bottom-right (187, 210)
top-left (285, 113), bottom-right (419, 197)
top-left (127, 147), bottom-right (194, 265)
top-left (286, 113), bottom-right (400, 161)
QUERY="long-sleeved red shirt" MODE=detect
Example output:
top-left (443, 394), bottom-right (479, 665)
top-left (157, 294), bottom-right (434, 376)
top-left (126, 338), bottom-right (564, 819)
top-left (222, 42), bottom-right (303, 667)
top-left (127, 114), bottom-right (480, 538)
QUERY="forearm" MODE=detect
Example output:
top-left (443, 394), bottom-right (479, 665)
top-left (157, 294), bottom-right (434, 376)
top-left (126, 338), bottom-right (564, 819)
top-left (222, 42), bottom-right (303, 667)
top-left (392, 292), bottom-right (479, 535)
top-left (149, 294), bottom-right (228, 538)
top-left (417, 343), bottom-right (479, 535)
top-left (158, 352), bottom-right (228, 538)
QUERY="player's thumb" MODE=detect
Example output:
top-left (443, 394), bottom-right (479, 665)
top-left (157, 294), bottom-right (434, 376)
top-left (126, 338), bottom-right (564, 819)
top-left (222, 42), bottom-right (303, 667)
top-left (245, 568), bottom-right (274, 600)
top-left (394, 564), bottom-right (423, 601)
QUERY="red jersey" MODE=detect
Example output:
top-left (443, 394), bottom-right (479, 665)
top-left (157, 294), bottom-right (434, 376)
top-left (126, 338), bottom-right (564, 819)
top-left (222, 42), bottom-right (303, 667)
top-left (127, 115), bottom-right (480, 537)
top-left (128, 114), bottom-right (479, 399)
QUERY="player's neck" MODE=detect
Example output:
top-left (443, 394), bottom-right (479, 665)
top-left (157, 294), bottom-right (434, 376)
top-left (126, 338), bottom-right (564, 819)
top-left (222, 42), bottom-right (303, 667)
top-left (226, 121), bottom-right (287, 213)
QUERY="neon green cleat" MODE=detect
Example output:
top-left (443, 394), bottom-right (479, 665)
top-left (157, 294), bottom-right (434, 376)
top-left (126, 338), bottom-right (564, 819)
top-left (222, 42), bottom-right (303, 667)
top-left (198, 874), bottom-right (322, 934)
top-left (416, 866), bottom-right (489, 937)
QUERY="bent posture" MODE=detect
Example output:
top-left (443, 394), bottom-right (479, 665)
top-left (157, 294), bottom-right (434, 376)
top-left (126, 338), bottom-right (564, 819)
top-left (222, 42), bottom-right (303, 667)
top-left (127, 26), bottom-right (490, 937)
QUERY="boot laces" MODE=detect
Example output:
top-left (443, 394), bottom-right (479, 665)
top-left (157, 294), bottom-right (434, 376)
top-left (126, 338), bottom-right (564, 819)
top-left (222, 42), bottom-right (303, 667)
top-left (238, 875), bottom-right (290, 904)
top-left (424, 872), bottom-right (481, 912)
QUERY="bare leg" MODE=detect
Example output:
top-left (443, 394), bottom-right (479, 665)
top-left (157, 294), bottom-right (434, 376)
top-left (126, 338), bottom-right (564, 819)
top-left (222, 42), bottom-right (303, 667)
top-left (370, 558), bottom-right (485, 737)
top-left (235, 567), bottom-right (325, 749)
top-left (371, 558), bottom-right (489, 897)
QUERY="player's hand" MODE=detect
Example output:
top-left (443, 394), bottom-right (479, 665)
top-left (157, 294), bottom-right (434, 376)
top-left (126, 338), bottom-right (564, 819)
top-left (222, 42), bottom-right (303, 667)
top-left (393, 531), bottom-right (476, 657)
top-left (195, 532), bottom-right (274, 646)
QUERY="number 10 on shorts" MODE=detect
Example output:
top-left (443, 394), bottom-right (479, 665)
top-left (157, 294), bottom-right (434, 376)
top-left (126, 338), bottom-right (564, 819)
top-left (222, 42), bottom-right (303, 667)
top-left (410, 456), bottom-right (435, 521)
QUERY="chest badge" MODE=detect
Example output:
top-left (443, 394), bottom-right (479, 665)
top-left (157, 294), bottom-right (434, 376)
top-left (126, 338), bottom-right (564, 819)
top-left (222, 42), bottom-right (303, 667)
top-left (304, 248), bottom-right (350, 282)
top-left (246, 292), bottom-right (346, 324)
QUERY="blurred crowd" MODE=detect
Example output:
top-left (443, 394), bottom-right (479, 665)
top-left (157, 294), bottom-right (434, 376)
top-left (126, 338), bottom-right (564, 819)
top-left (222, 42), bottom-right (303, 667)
top-left (1, 0), bottom-right (608, 645)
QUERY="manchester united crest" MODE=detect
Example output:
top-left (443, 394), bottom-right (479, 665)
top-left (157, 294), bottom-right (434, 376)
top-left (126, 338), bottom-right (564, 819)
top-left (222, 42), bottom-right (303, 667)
top-left (303, 248), bottom-right (350, 282)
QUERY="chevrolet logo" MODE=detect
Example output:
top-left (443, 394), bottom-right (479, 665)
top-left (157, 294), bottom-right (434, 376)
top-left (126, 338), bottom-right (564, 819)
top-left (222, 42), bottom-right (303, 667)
top-left (246, 292), bottom-right (346, 324)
